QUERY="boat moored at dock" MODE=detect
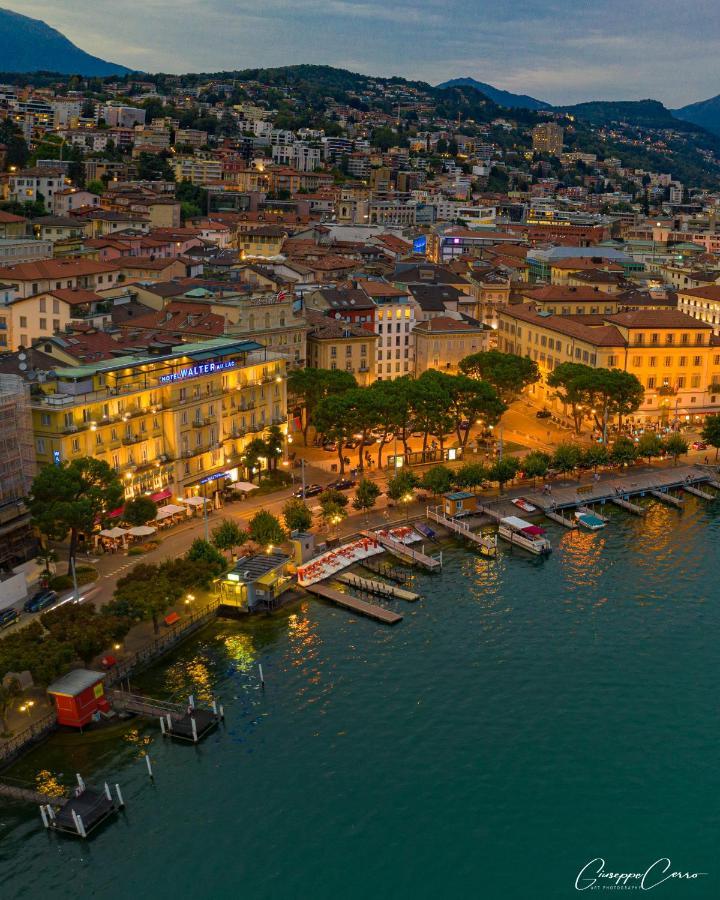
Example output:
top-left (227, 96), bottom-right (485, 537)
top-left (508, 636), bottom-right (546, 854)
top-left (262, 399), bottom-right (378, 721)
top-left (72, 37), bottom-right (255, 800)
top-left (498, 516), bottom-right (552, 555)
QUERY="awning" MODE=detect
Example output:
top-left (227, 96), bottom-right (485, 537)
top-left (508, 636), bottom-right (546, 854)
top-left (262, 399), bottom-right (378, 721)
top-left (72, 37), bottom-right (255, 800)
top-left (156, 504), bottom-right (187, 520)
top-left (128, 525), bottom-right (157, 537)
top-left (108, 506), bottom-right (125, 519)
top-left (150, 488), bottom-right (172, 503)
top-left (229, 481), bottom-right (260, 492)
top-left (521, 525), bottom-right (546, 536)
top-left (99, 527), bottom-right (129, 539)
top-left (181, 496), bottom-right (208, 507)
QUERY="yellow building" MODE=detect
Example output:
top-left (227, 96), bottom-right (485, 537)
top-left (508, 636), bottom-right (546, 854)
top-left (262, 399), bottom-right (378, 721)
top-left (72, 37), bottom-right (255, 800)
top-left (532, 122), bottom-right (564, 156)
top-left (31, 337), bottom-right (288, 499)
top-left (0, 288), bottom-right (112, 351)
top-left (236, 226), bottom-right (288, 259)
top-left (305, 311), bottom-right (377, 386)
top-left (497, 305), bottom-right (720, 424)
top-left (413, 316), bottom-right (490, 375)
top-left (520, 285), bottom-right (622, 316)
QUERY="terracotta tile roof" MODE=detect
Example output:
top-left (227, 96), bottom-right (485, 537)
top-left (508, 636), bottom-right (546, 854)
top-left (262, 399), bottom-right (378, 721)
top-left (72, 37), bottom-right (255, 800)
top-left (677, 285), bottom-right (720, 301)
top-left (605, 310), bottom-right (712, 329)
top-left (522, 285), bottom-right (611, 303)
top-left (499, 305), bottom-right (625, 346)
top-left (0, 259), bottom-right (119, 280)
top-left (413, 316), bottom-right (486, 333)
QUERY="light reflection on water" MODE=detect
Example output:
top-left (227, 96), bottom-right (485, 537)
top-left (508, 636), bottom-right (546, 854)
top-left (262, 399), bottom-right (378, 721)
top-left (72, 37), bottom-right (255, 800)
top-left (1, 496), bottom-right (718, 899)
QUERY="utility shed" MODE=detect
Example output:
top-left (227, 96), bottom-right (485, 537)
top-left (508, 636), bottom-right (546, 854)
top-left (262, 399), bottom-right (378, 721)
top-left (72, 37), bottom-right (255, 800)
top-left (47, 669), bottom-right (109, 728)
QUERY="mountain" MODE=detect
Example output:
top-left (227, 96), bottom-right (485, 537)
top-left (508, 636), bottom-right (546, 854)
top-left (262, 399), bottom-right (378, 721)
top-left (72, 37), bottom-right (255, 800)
top-left (554, 98), bottom-right (702, 131)
top-left (436, 77), bottom-right (550, 110)
top-left (0, 7), bottom-right (131, 76)
top-left (672, 94), bottom-right (720, 137)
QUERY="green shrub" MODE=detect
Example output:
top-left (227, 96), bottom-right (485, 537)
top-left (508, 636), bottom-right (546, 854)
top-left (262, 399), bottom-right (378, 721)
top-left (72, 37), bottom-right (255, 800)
top-left (128, 546), bottom-right (146, 556)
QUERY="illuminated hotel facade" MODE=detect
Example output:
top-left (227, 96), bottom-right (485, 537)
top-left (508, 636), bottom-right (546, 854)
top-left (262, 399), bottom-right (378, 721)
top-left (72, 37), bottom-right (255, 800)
top-left (31, 337), bottom-right (288, 499)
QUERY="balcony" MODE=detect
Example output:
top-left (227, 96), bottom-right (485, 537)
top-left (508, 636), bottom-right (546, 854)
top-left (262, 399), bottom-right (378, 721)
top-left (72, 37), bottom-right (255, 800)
top-left (122, 434), bottom-right (144, 446)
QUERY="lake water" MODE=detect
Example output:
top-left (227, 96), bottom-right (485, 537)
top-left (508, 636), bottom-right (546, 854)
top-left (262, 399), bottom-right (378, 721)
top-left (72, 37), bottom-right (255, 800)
top-left (2, 496), bottom-right (719, 899)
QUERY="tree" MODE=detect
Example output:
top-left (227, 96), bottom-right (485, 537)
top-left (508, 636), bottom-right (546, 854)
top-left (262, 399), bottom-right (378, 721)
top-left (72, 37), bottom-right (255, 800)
top-left (522, 451), bottom-right (550, 484)
top-left (282, 498), bottom-right (313, 533)
top-left (0, 677), bottom-right (21, 734)
top-left (86, 179), bottom-right (105, 195)
top-left (211, 519), bottom-right (247, 560)
top-left (411, 371), bottom-right (454, 456)
top-left (488, 457), bottom-right (520, 492)
top-left (664, 433), bottom-right (688, 466)
top-left (287, 368), bottom-right (357, 444)
top-left (421, 465), bottom-right (454, 498)
top-left (248, 510), bottom-right (286, 547)
top-left (242, 437), bottom-right (269, 481)
top-left (454, 463), bottom-right (488, 490)
top-left (41, 603), bottom-right (129, 666)
top-left (29, 458), bottom-right (124, 574)
top-left (112, 565), bottom-right (182, 634)
top-left (35, 546), bottom-right (58, 581)
top-left (459, 350), bottom-right (540, 402)
top-left (552, 443), bottom-right (582, 473)
top-left (547, 363), bottom-right (594, 434)
top-left (123, 496), bottom-right (158, 527)
top-left (187, 538), bottom-right (227, 574)
top-left (637, 432), bottom-right (664, 464)
top-left (314, 393), bottom-right (357, 475)
top-left (586, 369), bottom-right (645, 441)
top-left (611, 436), bottom-right (638, 465)
top-left (319, 488), bottom-right (349, 514)
top-left (159, 556), bottom-right (217, 591)
top-left (352, 478), bottom-right (381, 520)
top-left (443, 372), bottom-right (506, 450)
top-left (263, 425), bottom-right (285, 471)
top-left (581, 444), bottom-right (609, 472)
top-left (701, 415), bottom-right (720, 460)
top-left (387, 470), bottom-right (419, 517)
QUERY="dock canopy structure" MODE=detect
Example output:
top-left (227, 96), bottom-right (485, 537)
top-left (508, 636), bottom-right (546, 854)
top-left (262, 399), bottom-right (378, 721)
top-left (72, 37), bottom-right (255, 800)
top-left (442, 491), bottom-right (478, 518)
top-left (218, 552), bottom-right (291, 610)
top-left (47, 669), bottom-right (109, 728)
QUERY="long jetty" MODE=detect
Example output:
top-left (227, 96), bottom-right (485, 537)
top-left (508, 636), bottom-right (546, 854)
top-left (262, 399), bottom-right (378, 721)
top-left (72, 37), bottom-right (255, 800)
top-left (366, 530), bottom-right (442, 571)
top-left (544, 509), bottom-right (577, 529)
top-left (611, 496), bottom-right (646, 515)
top-left (304, 582), bottom-right (403, 625)
top-left (682, 483), bottom-right (716, 501)
top-left (426, 506), bottom-right (498, 552)
top-left (336, 572), bottom-right (419, 602)
top-left (649, 489), bottom-right (684, 508)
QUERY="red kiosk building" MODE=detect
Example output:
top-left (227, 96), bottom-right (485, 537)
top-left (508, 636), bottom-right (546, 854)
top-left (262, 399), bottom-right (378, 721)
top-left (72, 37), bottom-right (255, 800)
top-left (47, 669), bottom-right (110, 728)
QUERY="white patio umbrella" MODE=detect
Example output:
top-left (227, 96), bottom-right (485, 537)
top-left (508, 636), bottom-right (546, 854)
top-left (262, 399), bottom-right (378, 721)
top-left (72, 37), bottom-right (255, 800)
top-left (99, 527), bottom-right (129, 539)
top-left (181, 496), bottom-right (208, 507)
top-left (128, 525), bottom-right (157, 537)
top-left (229, 481), bottom-right (260, 492)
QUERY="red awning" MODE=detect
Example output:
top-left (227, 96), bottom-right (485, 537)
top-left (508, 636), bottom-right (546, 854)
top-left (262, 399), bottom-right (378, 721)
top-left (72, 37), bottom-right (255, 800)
top-left (150, 488), bottom-right (172, 503)
top-left (108, 506), bottom-right (125, 519)
top-left (521, 525), bottom-right (546, 536)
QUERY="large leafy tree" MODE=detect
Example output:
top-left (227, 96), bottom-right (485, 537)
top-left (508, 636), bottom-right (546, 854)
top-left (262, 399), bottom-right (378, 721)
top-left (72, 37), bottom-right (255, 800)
top-left (459, 350), bottom-right (540, 402)
top-left (352, 478), bottom-right (381, 521)
top-left (112, 566), bottom-right (182, 634)
top-left (29, 458), bottom-right (124, 573)
top-left (522, 451), bottom-right (551, 484)
top-left (611, 436), bottom-right (638, 465)
top-left (637, 432), bottom-right (664, 464)
top-left (663, 433), bottom-right (688, 466)
top-left (314, 393), bottom-right (357, 474)
top-left (263, 424), bottom-right (285, 471)
top-left (552, 443), bottom-right (582, 473)
top-left (586, 369), bottom-right (645, 440)
top-left (123, 496), bottom-right (158, 527)
top-left (365, 380), bottom-right (406, 468)
top-left (444, 373), bottom-right (506, 450)
top-left (421, 465), bottom-right (454, 498)
top-left (287, 368), bottom-right (357, 444)
top-left (248, 510), bottom-right (286, 547)
top-left (40, 603), bottom-right (130, 667)
top-left (411, 371), bottom-right (454, 455)
top-left (701, 415), bottom-right (720, 460)
top-left (282, 498), bottom-right (313, 533)
top-left (488, 457), bottom-right (520, 492)
top-left (546, 363), bottom-right (594, 434)
top-left (211, 519), bottom-right (248, 560)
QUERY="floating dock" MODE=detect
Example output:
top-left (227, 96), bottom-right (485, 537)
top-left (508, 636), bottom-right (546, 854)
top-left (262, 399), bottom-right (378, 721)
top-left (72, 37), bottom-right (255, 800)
top-left (611, 496), bottom-right (646, 515)
top-left (366, 530), bottom-right (442, 571)
top-left (0, 777), bottom-right (122, 838)
top-left (109, 690), bottom-right (220, 742)
top-left (544, 509), bottom-right (577, 529)
top-left (682, 483), bottom-right (716, 501)
top-left (304, 582), bottom-right (403, 625)
top-left (336, 572), bottom-right (419, 601)
top-left (426, 506), bottom-right (498, 554)
top-left (649, 489), bottom-right (684, 508)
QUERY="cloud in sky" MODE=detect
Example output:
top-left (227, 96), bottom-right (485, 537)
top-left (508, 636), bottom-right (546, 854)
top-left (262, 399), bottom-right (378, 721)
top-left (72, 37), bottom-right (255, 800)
top-left (9, 0), bottom-right (720, 105)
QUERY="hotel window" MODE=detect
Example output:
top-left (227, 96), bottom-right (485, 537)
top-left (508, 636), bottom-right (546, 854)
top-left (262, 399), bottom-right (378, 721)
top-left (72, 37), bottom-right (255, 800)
top-left (650, 333), bottom-right (658, 345)
top-left (36, 438), bottom-right (45, 453)
top-left (677, 376), bottom-right (686, 388)
top-left (53, 299), bottom-right (60, 314)
top-left (39, 318), bottom-right (47, 330)
top-left (679, 356), bottom-right (687, 367)
top-left (111, 428), bottom-right (118, 441)
top-left (666, 334), bottom-right (674, 344)
top-left (647, 377), bottom-right (655, 388)
top-left (632, 355), bottom-right (641, 367)
top-left (53, 319), bottom-right (60, 331)
top-left (664, 356), bottom-right (672, 367)
top-left (634, 334), bottom-right (644, 345)
top-left (96, 432), bottom-right (103, 445)
top-left (648, 357), bottom-right (656, 367)
top-left (19, 316), bottom-right (27, 328)
top-left (41, 413), bottom-right (50, 425)
top-left (71, 439), bottom-right (80, 453)
top-left (691, 376), bottom-right (701, 388)
top-left (693, 356), bottom-right (702, 367)
top-left (681, 334), bottom-right (689, 345)
top-left (608, 356), bottom-right (618, 367)
top-left (39, 298), bottom-right (46, 312)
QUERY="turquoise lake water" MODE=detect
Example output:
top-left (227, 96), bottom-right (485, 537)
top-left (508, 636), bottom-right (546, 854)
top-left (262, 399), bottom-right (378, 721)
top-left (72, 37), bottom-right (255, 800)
top-left (1, 496), bottom-right (719, 899)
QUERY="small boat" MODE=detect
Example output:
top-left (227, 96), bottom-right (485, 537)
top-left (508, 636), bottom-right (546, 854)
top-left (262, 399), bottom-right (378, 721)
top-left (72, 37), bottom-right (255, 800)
top-left (574, 509), bottom-right (606, 531)
top-left (498, 516), bottom-right (552, 555)
top-left (511, 497), bottom-right (537, 513)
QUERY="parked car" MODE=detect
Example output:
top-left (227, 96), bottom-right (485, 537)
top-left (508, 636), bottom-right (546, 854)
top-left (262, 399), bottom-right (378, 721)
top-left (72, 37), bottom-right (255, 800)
top-left (0, 607), bottom-right (19, 630)
top-left (536, 409), bottom-right (552, 419)
top-left (322, 442), bottom-right (338, 452)
top-left (293, 483), bottom-right (324, 498)
top-left (327, 478), bottom-right (357, 491)
top-left (344, 439), bottom-right (359, 450)
top-left (23, 589), bottom-right (58, 614)
top-left (691, 441), bottom-right (707, 450)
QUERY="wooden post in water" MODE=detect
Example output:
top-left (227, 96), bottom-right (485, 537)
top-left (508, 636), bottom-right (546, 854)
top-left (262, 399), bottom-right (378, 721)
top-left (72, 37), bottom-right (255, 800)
top-left (259, 663), bottom-right (265, 688)
top-left (191, 717), bottom-right (198, 743)
top-left (104, 783), bottom-right (112, 802)
top-left (166, 713), bottom-right (172, 733)
top-left (115, 784), bottom-right (124, 807)
top-left (160, 716), bottom-right (166, 735)
top-left (145, 754), bottom-right (153, 779)
top-left (219, 704), bottom-right (225, 720)
top-left (46, 804), bottom-right (55, 822)
top-left (40, 805), bottom-right (49, 828)
top-left (76, 773), bottom-right (85, 792)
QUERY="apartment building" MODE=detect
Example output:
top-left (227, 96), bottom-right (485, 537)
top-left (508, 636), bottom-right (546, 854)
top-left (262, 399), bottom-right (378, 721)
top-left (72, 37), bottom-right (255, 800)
top-left (0, 259), bottom-right (121, 299)
top-left (0, 288), bottom-right (112, 351)
top-left (31, 338), bottom-right (288, 500)
top-left (306, 311), bottom-right (376, 386)
top-left (677, 284), bottom-right (720, 332)
top-left (413, 316), bottom-right (490, 375)
top-left (497, 305), bottom-right (720, 423)
top-left (532, 123), bottom-right (564, 156)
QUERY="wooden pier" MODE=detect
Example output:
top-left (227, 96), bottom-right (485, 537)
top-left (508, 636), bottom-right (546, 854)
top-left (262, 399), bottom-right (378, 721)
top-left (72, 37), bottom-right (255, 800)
top-left (544, 509), bottom-right (577, 529)
top-left (426, 506), bottom-right (498, 554)
top-left (611, 496), bottom-right (646, 515)
top-left (109, 690), bottom-right (219, 742)
top-left (336, 572), bottom-right (419, 602)
top-left (682, 483), bottom-right (716, 501)
top-left (0, 777), bottom-right (122, 838)
top-left (360, 558), bottom-right (410, 584)
top-left (366, 530), bottom-right (442, 571)
top-left (649, 489), bottom-right (684, 508)
top-left (305, 582), bottom-right (403, 625)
